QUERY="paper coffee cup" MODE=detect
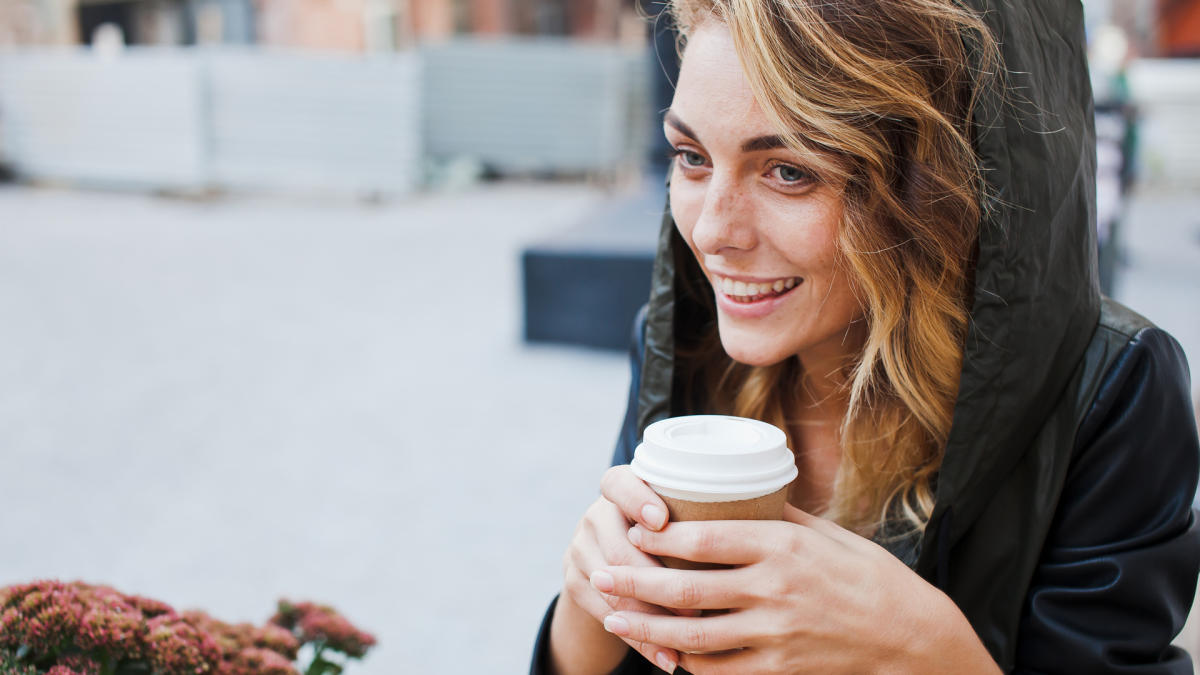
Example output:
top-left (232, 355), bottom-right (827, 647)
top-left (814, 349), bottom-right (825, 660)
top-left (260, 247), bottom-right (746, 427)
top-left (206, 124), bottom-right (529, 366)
top-left (630, 415), bottom-right (798, 569)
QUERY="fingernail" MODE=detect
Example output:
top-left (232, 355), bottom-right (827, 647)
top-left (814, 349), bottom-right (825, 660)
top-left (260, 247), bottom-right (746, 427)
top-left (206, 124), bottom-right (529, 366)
top-left (654, 651), bottom-right (676, 673)
top-left (627, 526), bottom-right (643, 547)
top-left (642, 504), bottom-right (666, 530)
top-left (590, 570), bottom-right (614, 593)
top-left (603, 614), bottom-right (630, 636)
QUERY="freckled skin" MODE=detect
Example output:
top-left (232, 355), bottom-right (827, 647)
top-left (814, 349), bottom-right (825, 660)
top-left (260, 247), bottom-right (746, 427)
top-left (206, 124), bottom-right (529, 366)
top-left (666, 22), bottom-right (865, 376)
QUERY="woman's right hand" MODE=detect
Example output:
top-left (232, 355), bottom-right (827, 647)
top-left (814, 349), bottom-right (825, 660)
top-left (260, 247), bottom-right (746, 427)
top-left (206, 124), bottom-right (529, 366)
top-left (550, 465), bottom-right (682, 675)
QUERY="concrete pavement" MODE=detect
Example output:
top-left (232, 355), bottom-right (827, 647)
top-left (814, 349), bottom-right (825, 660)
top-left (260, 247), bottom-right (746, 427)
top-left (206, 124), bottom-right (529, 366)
top-left (0, 182), bottom-right (633, 673)
top-left (1, 181), bottom-right (1197, 673)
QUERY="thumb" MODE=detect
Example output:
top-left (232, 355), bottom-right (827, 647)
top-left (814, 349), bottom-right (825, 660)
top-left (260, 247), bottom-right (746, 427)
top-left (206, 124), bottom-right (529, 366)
top-left (782, 503), bottom-right (817, 526)
top-left (782, 503), bottom-right (849, 539)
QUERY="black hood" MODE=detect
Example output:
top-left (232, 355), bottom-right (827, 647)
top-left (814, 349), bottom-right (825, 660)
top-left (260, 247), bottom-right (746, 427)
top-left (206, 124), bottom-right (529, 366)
top-left (633, 0), bottom-right (1099, 570)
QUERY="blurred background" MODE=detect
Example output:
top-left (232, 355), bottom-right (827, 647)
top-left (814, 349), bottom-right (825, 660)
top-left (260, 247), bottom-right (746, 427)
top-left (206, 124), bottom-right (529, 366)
top-left (0, 0), bottom-right (1197, 672)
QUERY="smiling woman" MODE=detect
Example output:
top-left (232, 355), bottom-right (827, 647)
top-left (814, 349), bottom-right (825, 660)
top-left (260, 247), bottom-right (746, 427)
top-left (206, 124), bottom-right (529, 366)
top-left (531, 0), bottom-right (1200, 674)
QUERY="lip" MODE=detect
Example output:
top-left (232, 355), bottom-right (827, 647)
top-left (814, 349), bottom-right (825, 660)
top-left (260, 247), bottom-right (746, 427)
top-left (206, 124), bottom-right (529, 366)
top-left (708, 271), bottom-right (803, 319)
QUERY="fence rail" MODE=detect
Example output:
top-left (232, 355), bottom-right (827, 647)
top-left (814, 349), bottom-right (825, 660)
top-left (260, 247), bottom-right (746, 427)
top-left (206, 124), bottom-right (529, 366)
top-left (0, 41), bottom-right (652, 195)
top-left (1127, 58), bottom-right (1200, 189)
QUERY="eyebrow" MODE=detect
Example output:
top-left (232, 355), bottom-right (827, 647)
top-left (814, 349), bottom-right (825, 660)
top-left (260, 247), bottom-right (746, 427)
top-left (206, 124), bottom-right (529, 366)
top-left (664, 109), bottom-right (788, 154)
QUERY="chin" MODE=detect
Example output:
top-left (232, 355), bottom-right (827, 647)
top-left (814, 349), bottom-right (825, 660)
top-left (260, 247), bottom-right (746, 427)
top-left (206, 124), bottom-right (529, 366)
top-left (717, 323), bottom-right (794, 367)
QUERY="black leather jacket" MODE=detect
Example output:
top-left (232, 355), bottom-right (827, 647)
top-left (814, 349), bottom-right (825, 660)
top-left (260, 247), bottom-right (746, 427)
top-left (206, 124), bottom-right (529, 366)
top-left (532, 0), bottom-right (1200, 671)
top-left (531, 300), bottom-right (1200, 673)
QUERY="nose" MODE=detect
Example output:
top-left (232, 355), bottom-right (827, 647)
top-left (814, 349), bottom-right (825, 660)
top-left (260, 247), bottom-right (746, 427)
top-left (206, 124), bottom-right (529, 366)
top-left (689, 172), bottom-right (757, 255)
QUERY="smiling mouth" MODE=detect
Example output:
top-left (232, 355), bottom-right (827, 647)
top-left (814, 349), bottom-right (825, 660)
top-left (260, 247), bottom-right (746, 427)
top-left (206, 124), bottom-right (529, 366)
top-left (712, 274), bottom-right (803, 303)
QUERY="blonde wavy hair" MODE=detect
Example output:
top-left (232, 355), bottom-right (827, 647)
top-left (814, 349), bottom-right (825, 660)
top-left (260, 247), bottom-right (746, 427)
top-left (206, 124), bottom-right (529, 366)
top-left (669, 0), bottom-right (996, 537)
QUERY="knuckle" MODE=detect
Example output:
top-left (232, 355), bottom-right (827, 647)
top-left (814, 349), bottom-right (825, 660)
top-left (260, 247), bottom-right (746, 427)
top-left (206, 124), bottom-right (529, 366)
top-left (764, 651), bottom-right (788, 674)
top-left (671, 577), bottom-right (703, 608)
top-left (758, 574), bottom-right (790, 602)
top-left (599, 466), bottom-right (624, 495)
top-left (564, 569), bottom-right (589, 600)
top-left (689, 526), bottom-right (719, 558)
top-left (611, 596), bottom-right (637, 612)
top-left (632, 619), bottom-right (655, 644)
top-left (618, 571), bottom-right (636, 598)
top-left (783, 528), bottom-right (810, 559)
top-left (682, 622), bottom-right (708, 651)
top-left (607, 546), bottom-right (634, 567)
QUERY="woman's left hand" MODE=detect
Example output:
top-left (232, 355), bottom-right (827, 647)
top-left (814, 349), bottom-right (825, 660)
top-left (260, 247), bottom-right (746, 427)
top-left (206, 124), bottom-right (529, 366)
top-left (589, 505), bottom-right (1001, 674)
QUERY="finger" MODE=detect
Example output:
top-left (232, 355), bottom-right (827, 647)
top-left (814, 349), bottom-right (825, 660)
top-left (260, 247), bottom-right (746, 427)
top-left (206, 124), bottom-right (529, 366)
top-left (569, 534), bottom-right (652, 612)
top-left (565, 567), bottom-right (682, 671)
top-left (601, 465), bottom-right (669, 531)
top-left (592, 502), bottom-right (663, 569)
top-left (781, 504), bottom-right (852, 540)
top-left (679, 647), bottom-right (760, 675)
top-left (601, 610), bottom-right (749, 655)
top-left (568, 558), bottom-right (679, 623)
top-left (591, 566), bottom-right (751, 611)
top-left (782, 504), bottom-right (878, 553)
top-left (628, 520), bottom-right (791, 565)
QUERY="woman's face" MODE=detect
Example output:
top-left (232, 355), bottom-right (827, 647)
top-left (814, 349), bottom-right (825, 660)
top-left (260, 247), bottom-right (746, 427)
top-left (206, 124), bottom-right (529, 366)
top-left (666, 21), bottom-right (865, 372)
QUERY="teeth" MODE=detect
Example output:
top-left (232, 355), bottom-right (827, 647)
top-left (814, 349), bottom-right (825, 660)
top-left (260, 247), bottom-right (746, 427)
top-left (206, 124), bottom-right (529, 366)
top-left (714, 275), bottom-right (800, 298)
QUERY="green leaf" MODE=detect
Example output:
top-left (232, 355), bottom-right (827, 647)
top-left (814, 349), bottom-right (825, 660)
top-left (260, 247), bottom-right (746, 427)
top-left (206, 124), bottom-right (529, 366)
top-left (114, 660), bottom-right (152, 675)
top-left (304, 656), bottom-right (344, 675)
top-left (0, 647), bottom-right (37, 675)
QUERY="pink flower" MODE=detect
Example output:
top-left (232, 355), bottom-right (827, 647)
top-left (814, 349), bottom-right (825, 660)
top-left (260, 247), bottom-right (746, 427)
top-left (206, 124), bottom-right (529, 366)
top-left (1, 581), bottom-right (376, 673)
top-left (76, 592), bottom-right (148, 659)
top-left (0, 581), bottom-right (86, 656)
top-left (223, 647), bottom-right (298, 675)
top-left (270, 601), bottom-right (376, 659)
top-left (56, 653), bottom-right (101, 675)
top-left (145, 615), bottom-right (221, 674)
top-left (125, 595), bottom-right (176, 619)
top-left (181, 611), bottom-right (300, 662)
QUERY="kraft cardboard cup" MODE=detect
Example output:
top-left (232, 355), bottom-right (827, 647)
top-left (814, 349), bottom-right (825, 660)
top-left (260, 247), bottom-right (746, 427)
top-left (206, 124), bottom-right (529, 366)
top-left (630, 415), bottom-right (798, 569)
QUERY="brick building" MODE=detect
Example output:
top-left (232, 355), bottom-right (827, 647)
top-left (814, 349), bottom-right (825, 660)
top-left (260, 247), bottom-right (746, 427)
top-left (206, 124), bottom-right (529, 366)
top-left (1160, 0), bottom-right (1200, 56)
top-left (0, 0), bottom-right (642, 50)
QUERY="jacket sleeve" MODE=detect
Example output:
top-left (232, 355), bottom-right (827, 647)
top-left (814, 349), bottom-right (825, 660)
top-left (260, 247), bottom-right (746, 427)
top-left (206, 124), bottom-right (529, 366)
top-left (1014, 327), bottom-right (1200, 673)
top-left (531, 306), bottom-right (664, 675)
top-left (612, 303), bottom-right (649, 467)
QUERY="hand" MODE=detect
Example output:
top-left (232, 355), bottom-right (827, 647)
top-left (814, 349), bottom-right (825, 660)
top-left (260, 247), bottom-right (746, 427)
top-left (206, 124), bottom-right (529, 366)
top-left (593, 505), bottom-right (1001, 674)
top-left (551, 465), bottom-right (684, 674)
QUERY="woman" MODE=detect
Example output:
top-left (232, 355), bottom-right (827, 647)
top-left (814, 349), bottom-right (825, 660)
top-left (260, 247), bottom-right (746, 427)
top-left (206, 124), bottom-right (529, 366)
top-left (533, 0), bottom-right (1200, 672)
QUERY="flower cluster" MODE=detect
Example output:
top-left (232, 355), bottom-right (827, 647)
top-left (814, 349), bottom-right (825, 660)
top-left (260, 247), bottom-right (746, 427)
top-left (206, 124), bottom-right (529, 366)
top-left (269, 602), bottom-right (377, 659)
top-left (182, 611), bottom-right (299, 675)
top-left (0, 581), bottom-right (375, 675)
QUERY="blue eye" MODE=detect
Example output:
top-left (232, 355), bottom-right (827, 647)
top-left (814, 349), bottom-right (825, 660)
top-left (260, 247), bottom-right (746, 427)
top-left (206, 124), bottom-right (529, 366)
top-left (671, 149), bottom-right (706, 167)
top-left (775, 164), bottom-right (810, 182)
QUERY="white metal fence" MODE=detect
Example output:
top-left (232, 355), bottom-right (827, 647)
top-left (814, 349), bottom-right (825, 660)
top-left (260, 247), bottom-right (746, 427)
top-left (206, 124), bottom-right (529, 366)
top-left (205, 49), bottom-right (420, 195)
top-left (0, 49), bottom-right (206, 189)
top-left (0, 41), bottom-right (652, 195)
top-left (1127, 58), bottom-right (1200, 189)
top-left (422, 39), bottom-right (649, 175)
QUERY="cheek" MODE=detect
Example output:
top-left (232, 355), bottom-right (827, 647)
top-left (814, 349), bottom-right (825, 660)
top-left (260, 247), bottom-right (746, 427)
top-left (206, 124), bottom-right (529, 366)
top-left (669, 179), bottom-right (705, 243)
top-left (760, 202), bottom-right (843, 270)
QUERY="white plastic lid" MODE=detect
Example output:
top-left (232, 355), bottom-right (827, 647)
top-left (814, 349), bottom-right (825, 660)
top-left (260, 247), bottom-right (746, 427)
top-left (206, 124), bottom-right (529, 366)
top-left (631, 415), bottom-right (797, 500)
